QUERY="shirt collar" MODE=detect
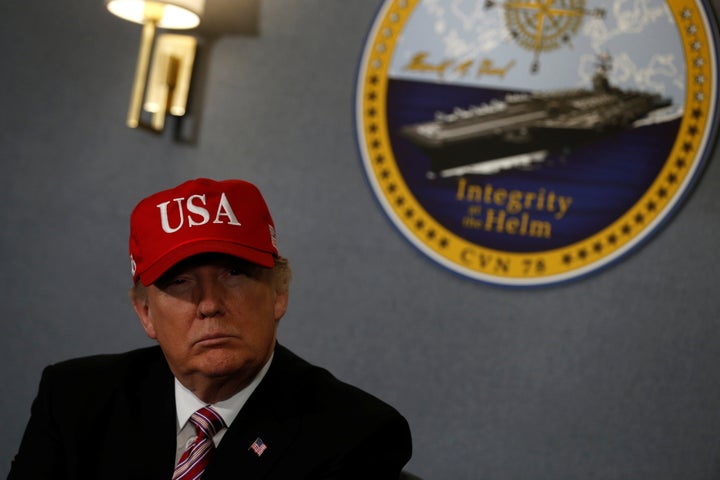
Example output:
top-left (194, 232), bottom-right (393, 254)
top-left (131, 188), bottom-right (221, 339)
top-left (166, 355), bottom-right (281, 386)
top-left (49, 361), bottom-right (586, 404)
top-left (175, 352), bottom-right (274, 432)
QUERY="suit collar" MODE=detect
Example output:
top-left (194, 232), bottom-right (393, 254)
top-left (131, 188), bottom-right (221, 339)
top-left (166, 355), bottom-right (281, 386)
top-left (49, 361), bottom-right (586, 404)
top-left (117, 344), bottom-right (307, 480)
top-left (176, 349), bottom-right (274, 431)
top-left (204, 343), bottom-right (304, 479)
top-left (91, 346), bottom-right (177, 480)
top-left (133, 347), bottom-right (177, 478)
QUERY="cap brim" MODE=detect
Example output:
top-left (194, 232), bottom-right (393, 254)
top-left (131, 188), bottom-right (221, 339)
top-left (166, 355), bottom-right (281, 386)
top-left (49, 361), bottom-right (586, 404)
top-left (138, 239), bottom-right (276, 286)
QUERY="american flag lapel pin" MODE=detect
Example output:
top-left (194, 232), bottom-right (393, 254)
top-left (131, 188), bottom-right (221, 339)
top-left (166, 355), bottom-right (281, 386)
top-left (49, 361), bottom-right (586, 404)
top-left (249, 437), bottom-right (268, 457)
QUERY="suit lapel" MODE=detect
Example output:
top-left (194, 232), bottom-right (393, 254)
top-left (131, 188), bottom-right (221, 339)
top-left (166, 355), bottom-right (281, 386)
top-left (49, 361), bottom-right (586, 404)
top-left (208, 398), bottom-right (301, 479)
top-left (89, 347), bottom-right (177, 480)
top-left (204, 344), bottom-right (304, 480)
top-left (129, 347), bottom-right (177, 479)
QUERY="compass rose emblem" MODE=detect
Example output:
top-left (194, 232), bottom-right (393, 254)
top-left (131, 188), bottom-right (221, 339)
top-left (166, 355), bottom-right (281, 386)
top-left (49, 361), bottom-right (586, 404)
top-left (487, 0), bottom-right (605, 72)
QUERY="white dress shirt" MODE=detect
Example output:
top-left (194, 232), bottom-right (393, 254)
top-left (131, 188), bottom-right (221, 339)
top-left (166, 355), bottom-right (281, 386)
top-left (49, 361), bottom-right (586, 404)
top-left (174, 353), bottom-right (273, 463)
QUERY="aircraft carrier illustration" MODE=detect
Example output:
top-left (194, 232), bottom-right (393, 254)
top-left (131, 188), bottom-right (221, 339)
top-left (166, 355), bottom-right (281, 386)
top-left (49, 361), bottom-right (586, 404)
top-left (400, 54), bottom-right (674, 177)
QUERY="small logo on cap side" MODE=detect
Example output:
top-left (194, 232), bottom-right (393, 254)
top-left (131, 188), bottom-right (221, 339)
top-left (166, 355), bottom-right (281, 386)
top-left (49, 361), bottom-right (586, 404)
top-left (130, 254), bottom-right (137, 277)
top-left (269, 225), bottom-right (277, 249)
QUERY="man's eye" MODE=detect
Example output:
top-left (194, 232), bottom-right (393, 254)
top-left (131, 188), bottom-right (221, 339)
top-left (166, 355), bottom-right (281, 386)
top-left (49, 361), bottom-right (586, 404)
top-left (228, 267), bottom-right (249, 277)
top-left (157, 276), bottom-right (188, 290)
top-left (226, 263), bottom-right (261, 280)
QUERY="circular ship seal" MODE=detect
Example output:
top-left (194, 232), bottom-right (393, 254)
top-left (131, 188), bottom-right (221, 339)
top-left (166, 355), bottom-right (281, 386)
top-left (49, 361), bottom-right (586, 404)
top-left (355, 0), bottom-right (719, 287)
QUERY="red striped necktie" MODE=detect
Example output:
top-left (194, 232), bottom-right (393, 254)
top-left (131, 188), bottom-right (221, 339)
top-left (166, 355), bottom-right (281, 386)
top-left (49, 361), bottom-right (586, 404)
top-left (172, 406), bottom-right (226, 480)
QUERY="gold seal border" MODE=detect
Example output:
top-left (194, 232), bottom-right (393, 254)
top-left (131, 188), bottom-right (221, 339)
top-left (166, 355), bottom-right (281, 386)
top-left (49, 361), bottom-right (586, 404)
top-left (356, 0), bottom-right (717, 285)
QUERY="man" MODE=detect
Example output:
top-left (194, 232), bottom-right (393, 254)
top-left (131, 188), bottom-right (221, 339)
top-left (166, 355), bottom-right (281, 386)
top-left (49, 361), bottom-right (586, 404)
top-left (9, 178), bottom-right (412, 479)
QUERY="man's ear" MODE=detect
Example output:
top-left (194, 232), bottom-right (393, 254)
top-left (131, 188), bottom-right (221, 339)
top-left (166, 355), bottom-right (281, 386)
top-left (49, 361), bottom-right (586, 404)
top-left (274, 290), bottom-right (289, 322)
top-left (132, 295), bottom-right (158, 339)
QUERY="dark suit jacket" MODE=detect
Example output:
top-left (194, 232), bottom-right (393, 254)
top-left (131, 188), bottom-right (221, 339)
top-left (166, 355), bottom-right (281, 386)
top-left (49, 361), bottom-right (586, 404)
top-left (8, 343), bottom-right (412, 479)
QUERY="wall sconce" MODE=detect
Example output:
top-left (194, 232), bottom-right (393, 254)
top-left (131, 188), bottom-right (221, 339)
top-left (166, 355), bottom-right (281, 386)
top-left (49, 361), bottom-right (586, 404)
top-left (105, 0), bottom-right (204, 131)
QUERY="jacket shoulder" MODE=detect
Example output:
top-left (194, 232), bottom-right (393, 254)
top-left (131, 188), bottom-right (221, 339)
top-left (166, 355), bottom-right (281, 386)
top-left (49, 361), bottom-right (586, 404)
top-left (47, 345), bottom-right (164, 374)
top-left (270, 344), bottom-right (408, 422)
top-left (41, 346), bottom-right (168, 400)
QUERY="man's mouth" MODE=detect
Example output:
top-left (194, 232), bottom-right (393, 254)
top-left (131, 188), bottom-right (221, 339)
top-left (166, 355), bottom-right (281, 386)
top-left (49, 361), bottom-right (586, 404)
top-left (194, 333), bottom-right (234, 346)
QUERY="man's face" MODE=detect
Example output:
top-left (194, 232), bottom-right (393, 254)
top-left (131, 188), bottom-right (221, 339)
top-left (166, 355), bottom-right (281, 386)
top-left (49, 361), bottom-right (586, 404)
top-left (132, 254), bottom-right (288, 393)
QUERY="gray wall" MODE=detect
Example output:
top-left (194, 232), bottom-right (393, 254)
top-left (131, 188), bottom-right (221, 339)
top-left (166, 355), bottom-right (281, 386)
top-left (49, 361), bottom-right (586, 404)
top-left (2, 1), bottom-right (720, 479)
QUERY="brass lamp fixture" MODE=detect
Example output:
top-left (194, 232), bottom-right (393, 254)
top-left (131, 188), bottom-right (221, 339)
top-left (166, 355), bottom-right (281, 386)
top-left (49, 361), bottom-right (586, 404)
top-left (106, 0), bottom-right (204, 131)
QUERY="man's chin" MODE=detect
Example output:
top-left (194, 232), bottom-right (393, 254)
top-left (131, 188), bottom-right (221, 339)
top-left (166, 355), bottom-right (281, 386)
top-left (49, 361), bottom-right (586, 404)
top-left (193, 350), bottom-right (260, 380)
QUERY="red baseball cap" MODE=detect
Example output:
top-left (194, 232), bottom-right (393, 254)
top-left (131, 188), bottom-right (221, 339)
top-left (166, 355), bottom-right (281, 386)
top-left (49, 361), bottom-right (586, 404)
top-left (129, 178), bottom-right (279, 286)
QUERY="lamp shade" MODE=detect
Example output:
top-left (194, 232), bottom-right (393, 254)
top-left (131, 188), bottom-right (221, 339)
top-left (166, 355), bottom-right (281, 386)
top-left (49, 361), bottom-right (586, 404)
top-left (105, 0), bottom-right (205, 29)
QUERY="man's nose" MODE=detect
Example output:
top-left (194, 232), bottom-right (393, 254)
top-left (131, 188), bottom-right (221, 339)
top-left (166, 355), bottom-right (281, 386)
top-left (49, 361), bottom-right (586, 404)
top-left (196, 281), bottom-right (225, 318)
